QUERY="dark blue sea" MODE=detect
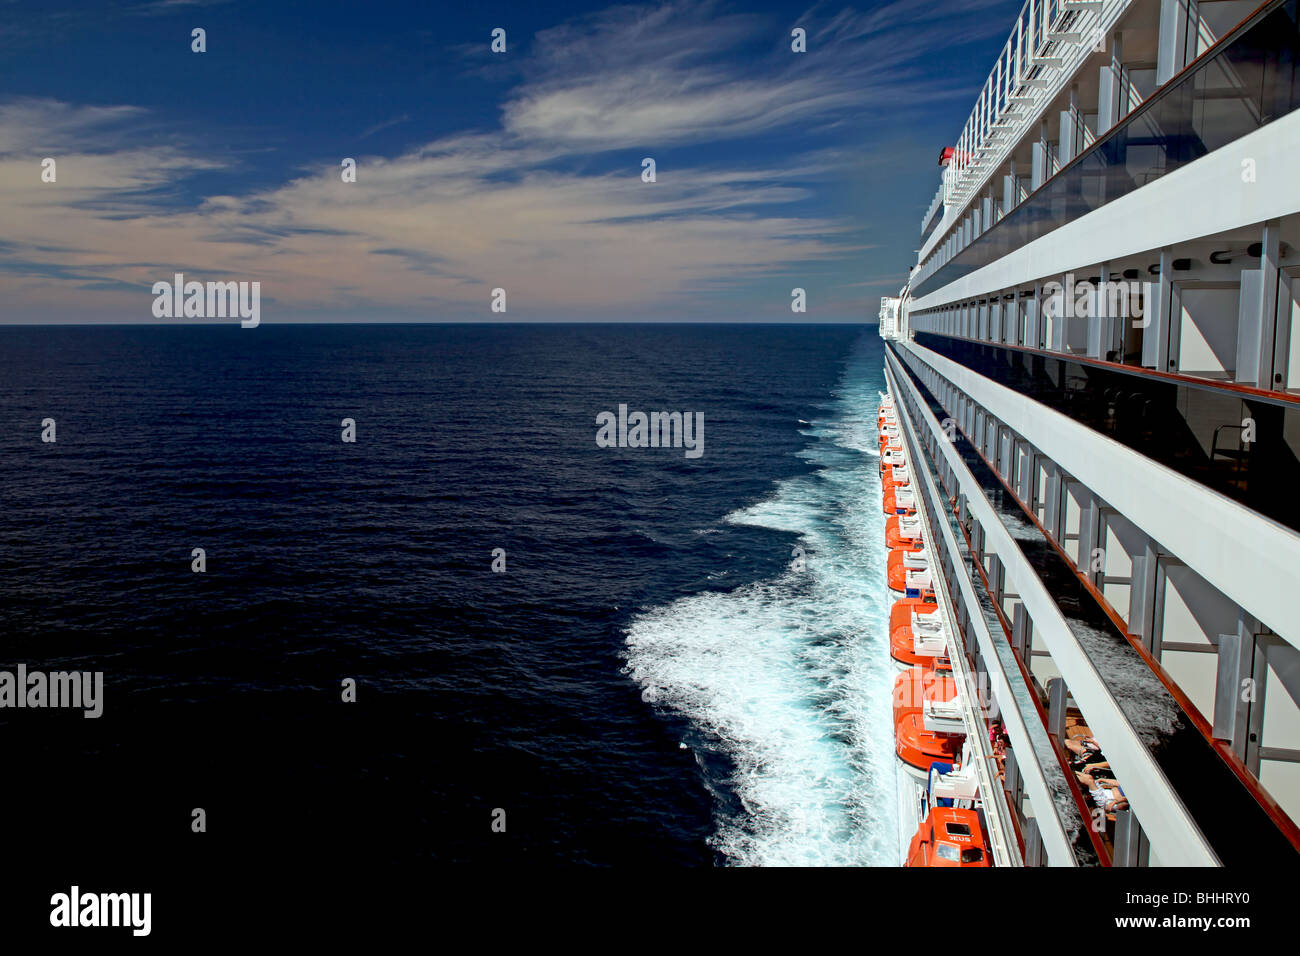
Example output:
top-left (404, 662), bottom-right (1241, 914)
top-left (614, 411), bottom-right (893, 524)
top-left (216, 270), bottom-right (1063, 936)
top-left (0, 324), bottom-right (896, 873)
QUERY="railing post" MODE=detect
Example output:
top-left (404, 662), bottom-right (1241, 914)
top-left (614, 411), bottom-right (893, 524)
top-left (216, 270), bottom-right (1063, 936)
top-left (1015, 7), bottom-right (1024, 84)
top-left (1013, 602), bottom-right (1031, 660)
top-left (1059, 84), bottom-right (1080, 167)
top-left (1033, 117), bottom-right (1053, 191)
top-left (1234, 219), bottom-right (1282, 387)
top-left (1156, 0), bottom-right (1190, 86)
top-left (1141, 247), bottom-right (1174, 371)
top-left (1113, 811), bottom-right (1142, 866)
top-left (1027, 0), bottom-right (1037, 63)
top-left (1047, 677), bottom-right (1069, 743)
top-left (1098, 31), bottom-right (1122, 134)
top-left (1024, 816), bottom-right (1045, 866)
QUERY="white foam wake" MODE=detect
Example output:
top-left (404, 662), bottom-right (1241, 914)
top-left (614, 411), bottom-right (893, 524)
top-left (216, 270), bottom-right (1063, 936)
top-left (624, 340), bottom-right (897, 866)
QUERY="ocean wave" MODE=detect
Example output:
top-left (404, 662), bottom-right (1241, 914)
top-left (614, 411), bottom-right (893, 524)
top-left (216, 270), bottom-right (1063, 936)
top-left (625, 342), bottom-right (898, 866)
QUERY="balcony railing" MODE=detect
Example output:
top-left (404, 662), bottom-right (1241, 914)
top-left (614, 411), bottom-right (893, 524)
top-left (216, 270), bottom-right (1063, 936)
top-left (912, 332), bottom-right (1300, 534)
top-left (889, 339), bottom-right (1300, 864)
top-left (921, 182), bottom-right (945, 236)
top-left (940, 0), bottom-right (1133, 219)
top-left (914, 0), bottom-right (1300, 298)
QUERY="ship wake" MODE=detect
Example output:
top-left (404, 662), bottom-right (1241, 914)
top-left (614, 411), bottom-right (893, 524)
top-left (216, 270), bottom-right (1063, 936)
top-left (625, 338), bottom-right (898, 866)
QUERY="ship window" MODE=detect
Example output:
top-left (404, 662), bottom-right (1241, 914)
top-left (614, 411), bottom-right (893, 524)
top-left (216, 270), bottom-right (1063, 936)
top-left (935, 843), bottom-right (961, 862)
top-left (1188, 1), bottom-right (1259, 61)
top-left (946, 822), bottom-right (972, 835)
top-left (961, 848), bottom-right (985, 863)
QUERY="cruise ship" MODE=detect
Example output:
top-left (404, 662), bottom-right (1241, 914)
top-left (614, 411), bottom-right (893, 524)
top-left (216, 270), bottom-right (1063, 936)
top-left (878, 0), bottom-right (1300, 866)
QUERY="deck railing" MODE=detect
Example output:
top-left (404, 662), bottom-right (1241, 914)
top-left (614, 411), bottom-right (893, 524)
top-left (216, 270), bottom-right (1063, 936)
top-left (938, 0), bottom-right (1133, 224)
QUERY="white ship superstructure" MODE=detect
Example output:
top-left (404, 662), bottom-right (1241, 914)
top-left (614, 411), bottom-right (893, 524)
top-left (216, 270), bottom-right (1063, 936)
top-left (880, 0), bottom-right (1300, 866)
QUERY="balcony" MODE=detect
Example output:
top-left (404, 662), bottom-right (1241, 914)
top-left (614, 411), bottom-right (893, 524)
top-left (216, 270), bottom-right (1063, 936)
top-left (913, 0), bottom-right (1300, 299)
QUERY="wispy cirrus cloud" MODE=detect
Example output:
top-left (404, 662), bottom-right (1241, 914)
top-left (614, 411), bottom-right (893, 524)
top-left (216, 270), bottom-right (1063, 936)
top-left (0, 0), bottom-right (1011, 322)
top-left (359, 113), bottom-right (411, 139)
top-left (127, 0), bottom-right (235, 16)
top-left (499, 0), bottom-right (1009, 147)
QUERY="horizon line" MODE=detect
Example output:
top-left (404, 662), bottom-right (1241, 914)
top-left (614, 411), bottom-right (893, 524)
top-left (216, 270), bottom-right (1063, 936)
top-left (0, 319), bottom-right (880, 328)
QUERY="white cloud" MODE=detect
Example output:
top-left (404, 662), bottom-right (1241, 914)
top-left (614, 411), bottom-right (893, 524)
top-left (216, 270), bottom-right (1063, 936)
top-left (0, 0), bottom-right (1008, 322)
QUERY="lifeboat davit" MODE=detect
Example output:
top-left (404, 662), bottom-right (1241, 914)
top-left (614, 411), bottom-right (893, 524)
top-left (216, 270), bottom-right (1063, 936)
top-left (906, 807), bottom-right (990, 867)
top-left (886, 514), bottom-right (923, 548)
top-left (895, 711), bottom-right (963, 776)
top-left (889, 599), bottom-right (945, 666)
top-left (892, 664), bottom-right (958, 726)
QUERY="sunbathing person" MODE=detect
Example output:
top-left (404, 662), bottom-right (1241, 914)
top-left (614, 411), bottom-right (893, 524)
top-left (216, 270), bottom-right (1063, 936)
top-left (1066, 735), bottom-right (1107, 773)
top-left (1076, 771), bottom-right (1129, 813)
top-left (1065, 735), bottom-right (1103, 758)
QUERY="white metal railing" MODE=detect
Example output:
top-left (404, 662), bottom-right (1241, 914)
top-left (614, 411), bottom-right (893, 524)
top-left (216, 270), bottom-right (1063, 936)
top-left (887, 342), bottom-right (1222, 865)
top-left (923, 0), bottom-right (1134, 267)
top-left (921, 183), bottom-right (945, 234)
top-left (947, 0), bottom-right (1117, 204)
top-left (884, 359), bottom-right (1045, 867)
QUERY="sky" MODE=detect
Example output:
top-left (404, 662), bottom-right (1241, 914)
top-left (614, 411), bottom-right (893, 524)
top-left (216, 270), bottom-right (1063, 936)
top-left (0, 0), bottom-right (1024, 323)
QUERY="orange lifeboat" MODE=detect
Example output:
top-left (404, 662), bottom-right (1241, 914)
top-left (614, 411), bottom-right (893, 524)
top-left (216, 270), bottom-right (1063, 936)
top-left (882, 466), bottom-right (910, 491)
top-left (887, 546), bottom-right (926, 591)
top-left (906, 807), bottom-right (990, 867)
top-left (895, 711), bottom-right (963, 775)
top-left (892, 664), bottom-right (957, 726)
top-left (890, 597), bottom-right (937, 634)
top-left (885, 515), bottom-right (922, 548)
top-left (883, 486), bottom-right (915, 515)
top-left (889, 599), bottom-right (945, 666)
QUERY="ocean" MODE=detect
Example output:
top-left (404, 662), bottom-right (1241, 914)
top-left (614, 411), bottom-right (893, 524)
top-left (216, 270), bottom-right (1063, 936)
top-left (0, 323), bottom-right (895, 872)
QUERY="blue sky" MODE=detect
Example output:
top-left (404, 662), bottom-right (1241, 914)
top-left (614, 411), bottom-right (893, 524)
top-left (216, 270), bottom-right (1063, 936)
top-left (0, 0), bottom-right (1023, 322)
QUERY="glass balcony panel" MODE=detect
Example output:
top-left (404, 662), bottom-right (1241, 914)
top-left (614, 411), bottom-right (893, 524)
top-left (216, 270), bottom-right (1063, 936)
top-left (913, 1), bottom-right (1300, 298)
